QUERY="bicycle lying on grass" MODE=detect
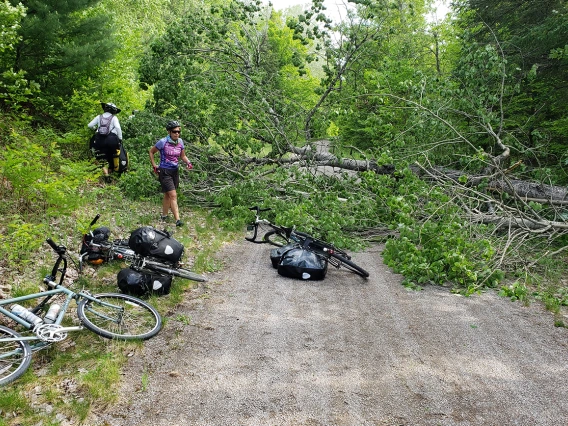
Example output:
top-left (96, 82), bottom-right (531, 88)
top-left (245, 206), bottom-right (369, 278)
top-left (79, 214), bottom-right (206, 282)
top-left (0, 238), bottom-right (162, 386)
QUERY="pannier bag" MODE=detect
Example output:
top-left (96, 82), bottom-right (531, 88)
top-left (80, 226), bottom-right (111, 264)
top-left (270, 243), bottom-right (299, 269)
top-left (113, 144), bottom-right (129, 174)
top-left (128, 226), bottom-right (184, 264)
top-left (89, 132), bottom-right (119, 153)
top-left (277, 246), bottom-right (328, 280)
top-left (117, 268), bottom-right (172, 296)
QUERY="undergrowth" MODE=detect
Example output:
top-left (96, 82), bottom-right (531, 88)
top-left (1, 117), bottom-right (567, 425)
top-left (0, 183), bottom-right (233, 426)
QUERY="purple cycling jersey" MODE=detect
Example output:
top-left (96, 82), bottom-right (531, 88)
top-left (154, 137), bottom-right (185, 169)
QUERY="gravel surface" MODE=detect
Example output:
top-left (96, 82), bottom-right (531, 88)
top-left (91, 241), bottom-right (568, 426)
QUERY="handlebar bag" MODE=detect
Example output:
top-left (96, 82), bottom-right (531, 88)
top-left (80, 226), bottom-right (111, 263)
top-left (277, 246), bottom-right (328, 280)
top-left (128, 226), bottom-right (184, 264)
top-left (117, 268), bottom-right (172, 296)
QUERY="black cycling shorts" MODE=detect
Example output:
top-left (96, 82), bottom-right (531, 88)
top-left (158, 167), bottom-right (179, 193)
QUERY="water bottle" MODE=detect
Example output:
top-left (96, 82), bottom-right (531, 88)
top-left (43, 304), bottom-right (61, 324)
top-left (11, 304), bottom-right (43, 326)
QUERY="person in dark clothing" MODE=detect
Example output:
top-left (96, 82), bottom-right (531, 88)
top-left (88, 102), bottom-right (123, 179)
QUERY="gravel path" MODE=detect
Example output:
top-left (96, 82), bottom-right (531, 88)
top-left (91, 241), bottom-right (568, 426)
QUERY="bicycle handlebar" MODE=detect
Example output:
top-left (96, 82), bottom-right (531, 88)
top-left (45, 238), bottom-right (68, 287)
top-left (46, 238), bottom-right (66, 255)
top-left (89, 214), bottom-right (101, 228)
top-left (46, 238), bottom-right (58, 250)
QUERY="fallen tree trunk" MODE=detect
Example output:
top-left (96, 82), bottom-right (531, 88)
top-left (410, 164), bottom-right (568, 204)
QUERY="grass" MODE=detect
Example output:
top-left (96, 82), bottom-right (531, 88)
top-left (0, 188), bottom-right (235, 426)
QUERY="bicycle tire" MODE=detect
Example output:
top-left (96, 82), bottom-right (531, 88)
top-left (329, 252), bottom-right (369, 278)
top-left (142, 259), bottom-right (207, 282)
top-left (0, 325), bottom-right (32, 386)
top-left (264, 230), bottom-right (289, 247)
top-left (149, 264), bottom-right (207, 282)
top-left (77, 293), bottom-right (162, 340)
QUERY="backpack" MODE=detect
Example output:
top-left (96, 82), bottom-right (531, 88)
top-left (272, 245), bottom-right (328, 280)
top-left (113, 144), bottom-right (129, 173)
top-left (117, 268), bottom-right (172, 296)
top-left (128, 226), bottom-right (184, 264)
top-left (97, 114), bottom-right (113, 135)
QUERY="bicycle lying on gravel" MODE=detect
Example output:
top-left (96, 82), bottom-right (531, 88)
top-left (245, 206), bottom-right (369, 278)
top-left (0, 239), bottom-right (163, 386)
top-left (79, 215), bottom-right (206, 282)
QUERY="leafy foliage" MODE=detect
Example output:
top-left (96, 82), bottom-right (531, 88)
top-left (139, 1), bottom-right (320, 152)
top-left (8, 0), bottom-right (118, 121)
top-left (0, 127), bottom-right (97, 265)
top-left (454, 0), bottom-right (568, 183)
top-left (0, 1), bottom-right (38, 113)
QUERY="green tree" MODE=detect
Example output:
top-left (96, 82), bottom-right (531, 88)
top-left (454, 0), bottom-right (568, 183)
top-left (9, 0), bottom-right (118, 121)
top-left (323, 0), bottom-right (440, 152)
top-left (139, 0), bottom-right (319, 154)
top-left (0, 1), bottom-right (37, 110)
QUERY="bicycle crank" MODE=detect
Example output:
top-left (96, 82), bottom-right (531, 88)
top-left (34, 324), bottom-right (71, 342)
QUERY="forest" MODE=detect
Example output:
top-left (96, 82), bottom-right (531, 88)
top-left (1, 0), bottom-right (568, 304)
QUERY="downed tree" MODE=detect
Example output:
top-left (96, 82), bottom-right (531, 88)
top-left (413, 165), bottom-right (568, 204)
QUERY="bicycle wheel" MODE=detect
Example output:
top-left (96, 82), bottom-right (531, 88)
top-left (0, 326), bottom-right (32, 386)
top-left (329, 252), bottom-right (370, 278)
top-left (77, 293), bottom-right (162, 340)
top-left (264, 230), bottom-right (288, 247)
top-left (169, 267), bottom-right (206, 282)
top-left (156, 265), bottom-right (206, 282)
top-left (143, 261), bottom-right (207, 282)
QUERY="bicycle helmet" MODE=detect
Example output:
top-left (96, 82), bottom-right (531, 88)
top-left (166, 120), bottom-right (181, 131)
top-left (100, 102), bottom-right (121, 114)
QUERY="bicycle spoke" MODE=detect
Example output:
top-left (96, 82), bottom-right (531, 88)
top-left (0, 326), bottom-right (32, 386)
top-left (77, 294), bottom-right (161, 340)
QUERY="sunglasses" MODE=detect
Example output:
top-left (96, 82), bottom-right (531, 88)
top-left (170, 130), bottom-right (181, 134)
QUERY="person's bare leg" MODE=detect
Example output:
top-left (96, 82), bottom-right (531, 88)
top-left (167, 190), bottom-right (180, 220)
top-left (162, 193), bottom-right (171, 217)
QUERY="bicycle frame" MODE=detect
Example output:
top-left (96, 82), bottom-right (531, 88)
top-left (1, 237), bottom-right (164, 386)
top-left (245, 206), bottom-right (369, 278)
top-left (0, 288), bottom-right (83, 337)
top-left (79, 239), bottom-right (134, 271)
top-left (246, 206), bottom-right (293, 244)
top-left (0, 242), bottom-right (126, 346)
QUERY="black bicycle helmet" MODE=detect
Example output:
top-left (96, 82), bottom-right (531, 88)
top-left (166, 120), bottom-right (181, 131)
top-left (101, 102), bottom-right (121, 114)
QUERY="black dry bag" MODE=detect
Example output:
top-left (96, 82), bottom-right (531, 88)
top-left (117, 268), bottom-right (172, 296)
top-left (276, 246), bottom-right (328, 280)
top-left (128, 226), bottom-right (184, 264)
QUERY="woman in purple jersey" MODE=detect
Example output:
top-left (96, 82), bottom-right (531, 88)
top-left (149, 121), bottom-right (193, 227)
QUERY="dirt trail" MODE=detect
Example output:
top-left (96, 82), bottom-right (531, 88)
top-left (91, 241), bottom-right (568, 426)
